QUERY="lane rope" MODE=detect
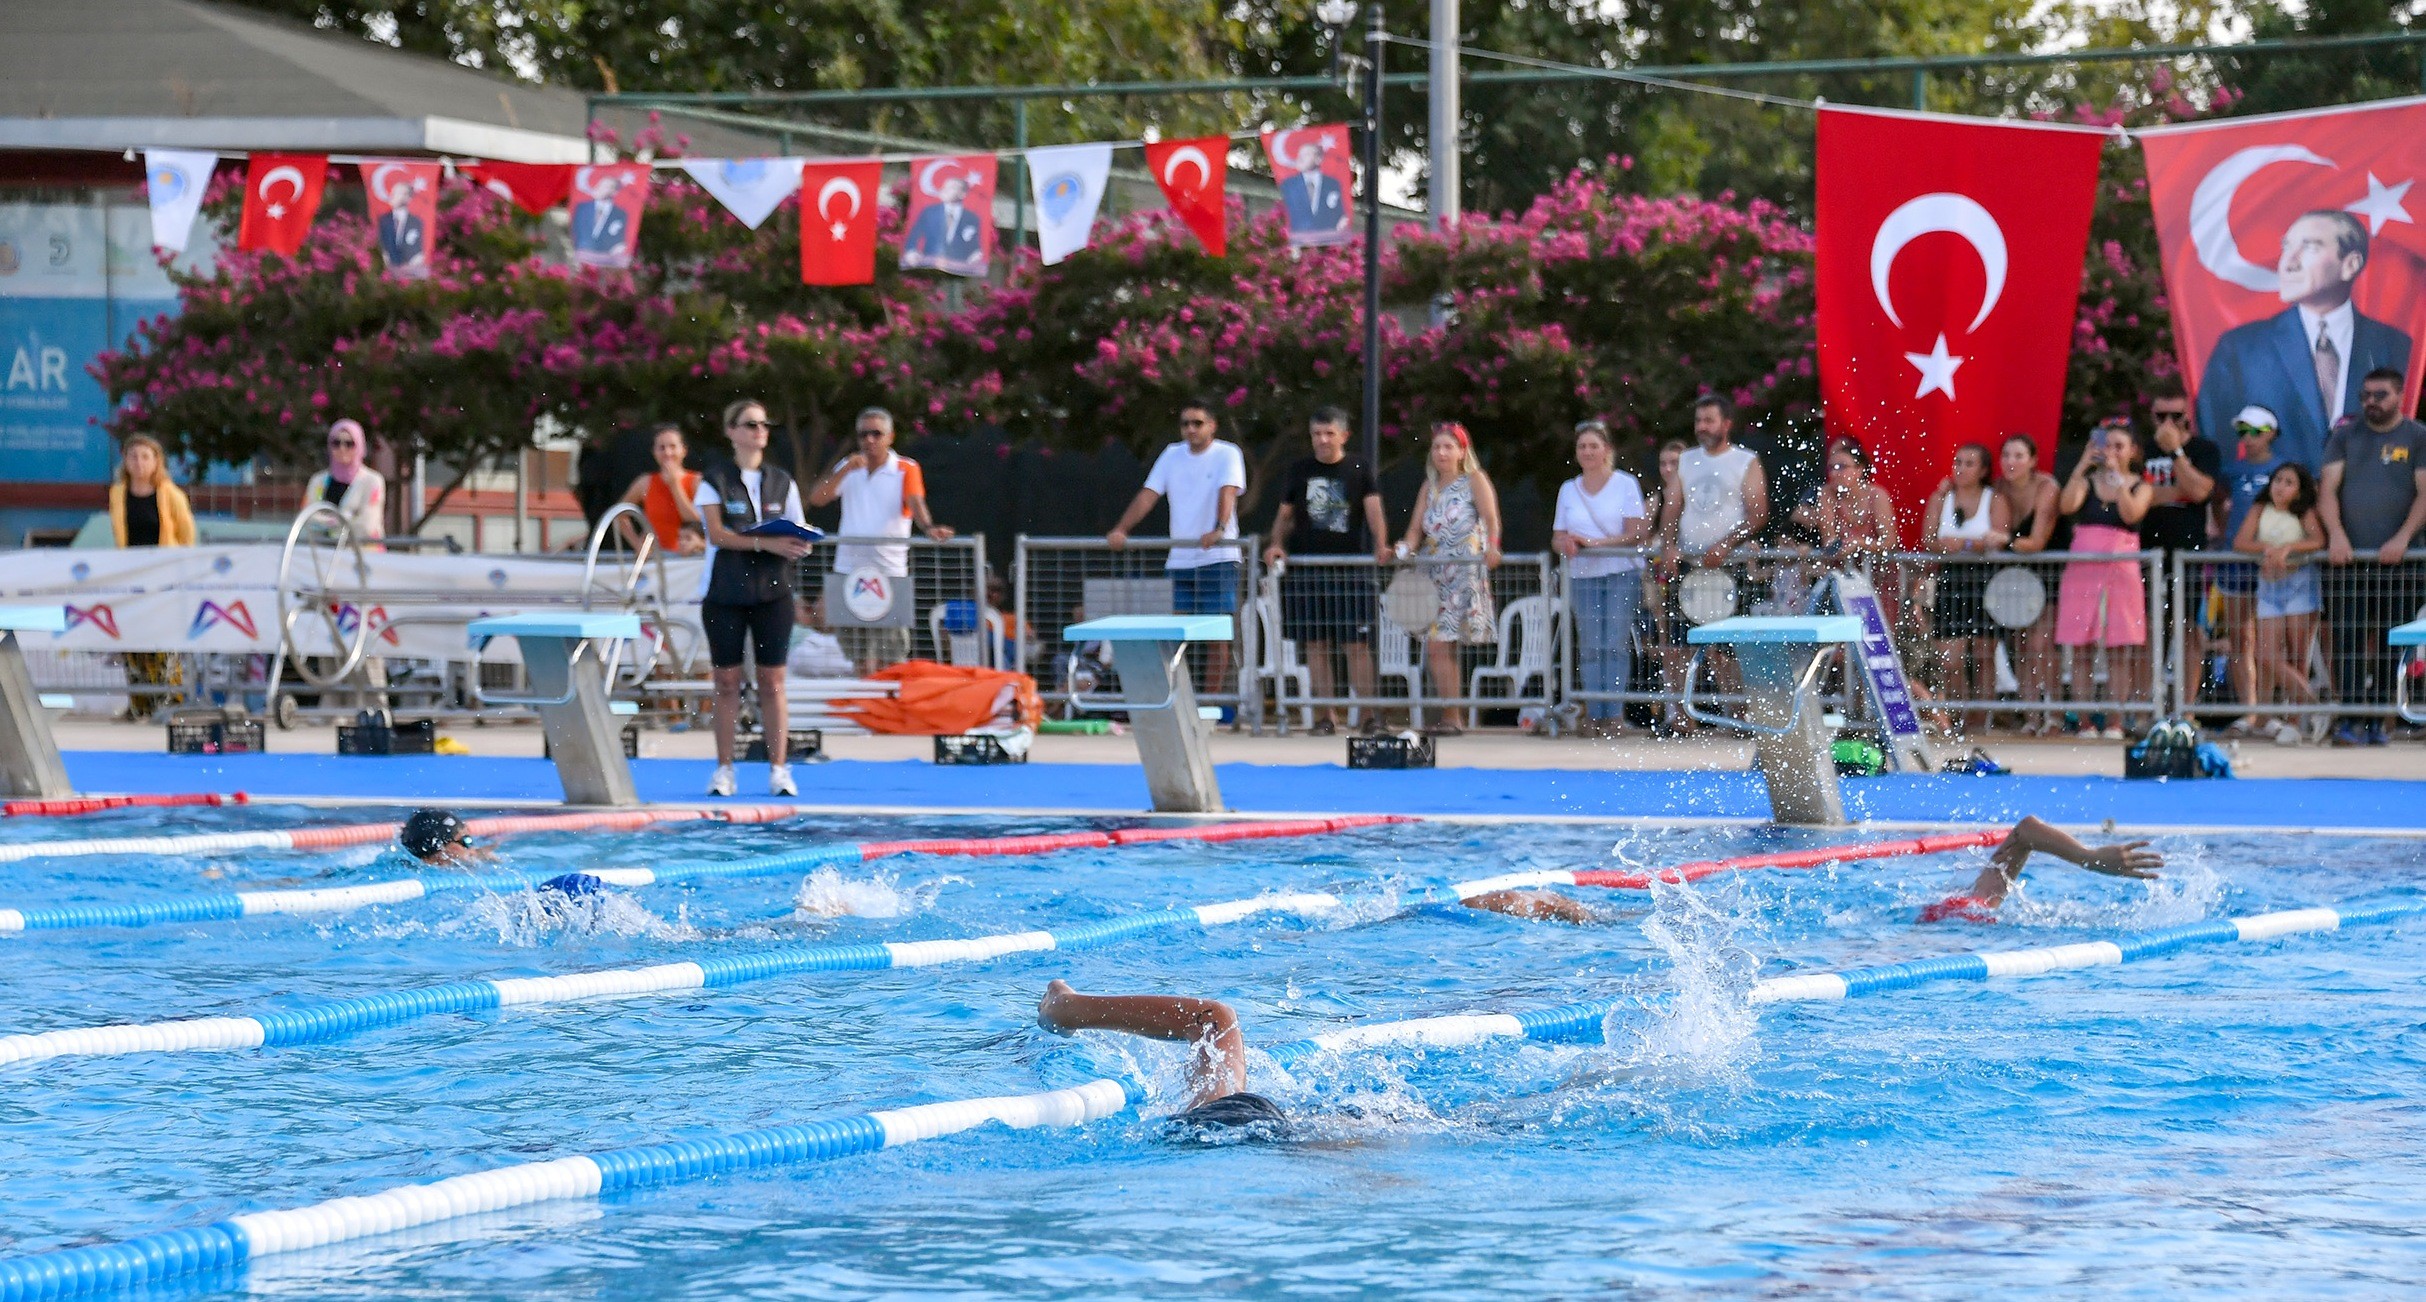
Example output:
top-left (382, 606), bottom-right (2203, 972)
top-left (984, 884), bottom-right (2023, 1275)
top-left (0, 806), bottom-right (798, 866)
top-left (0, 815), bottom-right (1408, 934)
top-left (8, 895), bottom-right (2420, 1298)
top-left (2, 793), bottom-right (248, 818)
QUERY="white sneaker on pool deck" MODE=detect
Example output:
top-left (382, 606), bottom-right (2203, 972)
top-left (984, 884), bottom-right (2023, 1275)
top-left (707, 764), bottom-right (736, 797)
top-left (769, 763), bottom-right (797, 797)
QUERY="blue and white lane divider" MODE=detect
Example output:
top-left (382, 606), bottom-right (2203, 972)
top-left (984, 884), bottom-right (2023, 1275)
top-left (0, 893), bottom-right (1341, 1069)
top-left (1265, 900), bottom-right (2426, 1065)
top-left (0, 845), bottom-right (868, 934)
top-left (0, 1077), bottom-right (1147, 1301)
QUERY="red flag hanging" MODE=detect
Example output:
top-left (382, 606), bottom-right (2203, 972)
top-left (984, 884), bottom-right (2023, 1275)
top-left (568, 163), bottom-right (651, 269)
top-left (464, 162), bottom-right (576, 216)
top-left (2143, 101), bottom-right (2426, 471)
top-left (359, 160), bottom-right (441, 279)
top-left (237, 153), bottom-right (328, 255)
top-left (900, 155), bottom-right (997, 278)
top-left (1815, 108), bottom-right (2106, 529)
top-left (1145, 136), bottom-right (1228, 257)
top-left (800, 160), bottom-right (883, 286)
top-left (1260, 125), bottom-right (1353, 248)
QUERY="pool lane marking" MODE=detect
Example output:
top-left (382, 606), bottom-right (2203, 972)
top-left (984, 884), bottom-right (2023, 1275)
top-left (0, 816), bottom-right (1407, 933)
top-left (12, 898), bottom-right (2424, 1300)
top-left (0, 805), bottom-right (798, 866)
top-left (1433, 830), bottom-right (2008, 901)
top-left (1263, 899), bottom-right (2426, 1064)
top-left (2, 792), bottom-right (249, 818)
top-left (0, 1077), bottom-right (1148, 1301)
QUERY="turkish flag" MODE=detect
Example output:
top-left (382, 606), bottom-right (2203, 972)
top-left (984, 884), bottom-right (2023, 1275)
top-left (1146, 136), bottom-right (1227, 257)
top-left (237, 153), bottom-right (329, 255)
top-left (2144, 102), bottom-right (2426, 469)
top-left (359, 160), bottom-right (441, 279)
top-left (800, 160), bottom-right (882, 286)
top-left (1260, 124), bottom-right (1354, 248)
top-left (464, 162), bottom-right (576, 216)
top-left (1816, 108), bottom-right (2104, 530)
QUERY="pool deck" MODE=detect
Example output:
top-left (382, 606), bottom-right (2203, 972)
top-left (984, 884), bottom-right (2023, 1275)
top-left (43, 719), bottom-right (2426, 835)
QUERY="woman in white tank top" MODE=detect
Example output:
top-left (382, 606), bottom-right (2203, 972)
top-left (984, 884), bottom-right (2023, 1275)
top-left (1923, 444), bottom-right (2011, 734)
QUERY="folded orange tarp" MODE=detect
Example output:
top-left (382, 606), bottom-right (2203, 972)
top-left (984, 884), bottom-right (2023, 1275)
top-left (835, 660), bottom-right (1043, 736)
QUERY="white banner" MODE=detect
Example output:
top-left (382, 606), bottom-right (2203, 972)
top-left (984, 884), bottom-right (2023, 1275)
top-left (680, 158), bottom-right (806, 231)
top-left (0, 545), bottom-right (705, 664)
top-left (1026, 143), bottom-right (1113, 266)
top-left (143, 150), bottom-right (217, 255)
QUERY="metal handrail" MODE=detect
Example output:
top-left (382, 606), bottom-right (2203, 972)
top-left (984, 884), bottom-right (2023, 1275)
top-left (581, 503), bottom-right (667, 689)
top-left (1064, 643), bottom-right (1193, 714)
top-left (1679, 643), bottom-right (1842, 738)
top-left (472, 634), bottom-right (628, 709)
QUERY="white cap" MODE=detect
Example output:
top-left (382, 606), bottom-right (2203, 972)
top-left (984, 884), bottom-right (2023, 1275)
top-left (2232, 405), bottom-right (2280, 431)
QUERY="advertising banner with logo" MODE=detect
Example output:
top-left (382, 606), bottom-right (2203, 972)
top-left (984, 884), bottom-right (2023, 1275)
top-left (2142, 98), bottom-right (2426, 471)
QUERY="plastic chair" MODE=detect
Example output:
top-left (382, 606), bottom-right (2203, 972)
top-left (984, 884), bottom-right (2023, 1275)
top-left (1376, 612), bottom-right (1423, 702)
top-left (928, 602), bottom-right (990, 668)
top-left (1469, 594), bottom-right (1559, 703)
top-left (1254, 579), bottom-right (1313, 731)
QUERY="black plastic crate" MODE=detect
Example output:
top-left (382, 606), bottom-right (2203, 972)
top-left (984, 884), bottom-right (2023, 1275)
top-left (337, 718), bottom-right (435, 756)
top-left (167, 718), bottom-right (265, 755)
top-left (934, 733), bottom-right (1025, 765)
top-left (743, 729), bottom-right (823, 763)
top-left (2124, 745), bottom-right (2202, 780)
top-left (1347, 734), bottom-right (1434, 770)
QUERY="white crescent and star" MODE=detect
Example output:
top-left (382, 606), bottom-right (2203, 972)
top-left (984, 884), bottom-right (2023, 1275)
top-left (2346, 171), bottom-right (2414, 236)
top-left (2187, 144), bottom-right (2334, 293)
top-left (257, 164), bottom-right (305, 220)
top-left (1162, 145), bottom-right (1211, 192)
top-left (1869, 192), bottom-right (2007, 402)
top-left (816, 175), bottom-right (863, 242)
top-left (919, 159), bottom-right (962, 197)
top-left (369, 163), bottom-right (413, 208)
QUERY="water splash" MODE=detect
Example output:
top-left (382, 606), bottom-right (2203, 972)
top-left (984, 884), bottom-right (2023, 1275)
top-left (791, 867), bottom-right (963, 920)
top-left (441, 887), bottom-right (699, 945)
top-left (1603, 874), bottom-right (1766, 1088)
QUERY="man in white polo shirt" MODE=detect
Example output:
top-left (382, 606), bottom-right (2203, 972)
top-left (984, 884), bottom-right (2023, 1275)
top-left (1106, 398), bottom-right (1248, 703)
top-left (807, 406), bottom-right (954, 673)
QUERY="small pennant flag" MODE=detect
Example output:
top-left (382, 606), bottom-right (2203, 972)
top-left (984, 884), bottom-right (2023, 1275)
top-left (1261, 124), bottom-right (1354, 248)
top-left (1144, 136), bottom-right (1227, 257)
top-left (359, 160), bottom-right (442, 279)
top-left (142, 150), bottom-right (216, 254)
top-left (464, 162), bottom-right (575, 216)
top-left (237, 153), bottom-right (328, 255)
top-left (568, 163), bottom-right (651, 269)
top-left (800, 160), bottom-right (883, 286)
top-left (900, 154), bottom-right (997, 278)
top-left (681, 157), bottom-right (807, 230)
top-left (1026, 143), bottom-right (1113, 266)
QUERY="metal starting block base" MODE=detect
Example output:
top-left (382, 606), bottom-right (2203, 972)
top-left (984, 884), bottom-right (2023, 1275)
top-left (1064, 614), bottom-right (1232, 813)
top-left (1686, 615), bottom-right (1864, 826)
top-left (468, 613), bottom-right (644, 807)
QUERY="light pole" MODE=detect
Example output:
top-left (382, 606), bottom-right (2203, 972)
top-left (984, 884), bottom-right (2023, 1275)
top-left (1315, 0), bottom-right (1358, 79)
top-left (1358, 3), bottom-right (1386, 481)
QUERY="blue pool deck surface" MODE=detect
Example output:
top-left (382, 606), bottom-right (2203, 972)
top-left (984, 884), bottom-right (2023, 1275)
top-left (50, 749), bottom-right (2426, 833)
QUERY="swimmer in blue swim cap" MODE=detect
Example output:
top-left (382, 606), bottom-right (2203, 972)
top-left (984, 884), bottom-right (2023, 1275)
top-left (1921, 815), bottom-right (2162, 923)
top-left (1038, 980), bottom-right (1287, 1137)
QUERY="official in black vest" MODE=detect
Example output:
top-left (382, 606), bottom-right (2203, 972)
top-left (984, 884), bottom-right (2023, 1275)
top-left (695, 398), bottom-right (814, 797)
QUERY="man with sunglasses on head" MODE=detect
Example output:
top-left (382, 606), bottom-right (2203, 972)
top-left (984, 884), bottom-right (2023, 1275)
top-left (695, 399), bottom-right (815, 797)
top-left (2319, 368), bottom-right (2426, 745)
top-left (1107, 399), bottom-right (1249, 715)
top-left (807, 407), bottom-right (954, 674)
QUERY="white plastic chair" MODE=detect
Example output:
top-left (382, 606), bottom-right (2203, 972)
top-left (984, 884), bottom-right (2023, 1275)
top-left (1255, 579), bottom-right (1314, 731)
top-left (1376, 612), bottom-right (1423, 702)
top-left (928, 603), bottom-right (991, 668)
top-left (1469, 594), bottom-right (1559, 702)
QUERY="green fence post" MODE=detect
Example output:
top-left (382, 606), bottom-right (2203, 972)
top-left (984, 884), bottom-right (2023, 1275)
top-left (1011, 100), bottom-right (1029, 258)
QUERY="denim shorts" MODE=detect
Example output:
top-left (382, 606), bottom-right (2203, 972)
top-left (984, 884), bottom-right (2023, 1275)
top-left (1170, 561), bottom-right (1241, 614)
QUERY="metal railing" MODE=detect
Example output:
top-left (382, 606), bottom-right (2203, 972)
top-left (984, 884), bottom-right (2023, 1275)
top-left (2173, 548), bottom-right (2426, 737)
top-left (1014, 536), bottom-right (1256, 721)
top-left (788, 534), bottom-right (992, 672)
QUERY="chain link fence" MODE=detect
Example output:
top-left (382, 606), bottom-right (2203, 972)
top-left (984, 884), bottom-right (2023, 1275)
top-left (2174, 549), bottom-right (2426, 741)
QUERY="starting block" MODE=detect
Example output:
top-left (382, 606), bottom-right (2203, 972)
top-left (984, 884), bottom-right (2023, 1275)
top-left (1064, 614), bottom-right (1231, 813)
top-left (1685, 615), bottom-right (1863, 826)
top-left (469, 612), bottom-right (643, 806)
top-left (0, 605), bottom-right (70, 799)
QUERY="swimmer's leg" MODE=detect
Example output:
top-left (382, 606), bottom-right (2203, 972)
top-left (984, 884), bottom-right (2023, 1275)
top-left (1038, 980), bottom-right (1246, 1109)
top-left (1463, 888), bottom-right (1600, 925)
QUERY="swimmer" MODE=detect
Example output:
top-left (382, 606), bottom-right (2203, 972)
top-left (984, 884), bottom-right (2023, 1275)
top-left (1037, 979), bottom-right (1288, 1136)
top-left (400, 809), bottom-right (495, 867)
top-left (1459, 888), bottom-right (1600, 924)
top-left (1922, 815), bottom-right (2163, 922)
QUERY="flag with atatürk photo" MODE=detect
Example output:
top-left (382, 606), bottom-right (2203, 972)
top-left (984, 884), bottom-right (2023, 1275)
top-left (568, 163), bottom-right (651, 270)
top-left (899, 154), bottom-right (997, 278)
top-left (1261, 124), bottom-right (1353, 248)
top-left (359, 160), bottom-right (441, 279)
top-left (1146, 135), bottom-right (1227, 257)
top-left (143, 150), bottom-right (216, 253)
top-left (1026, 143), bottom-right (1112, 266)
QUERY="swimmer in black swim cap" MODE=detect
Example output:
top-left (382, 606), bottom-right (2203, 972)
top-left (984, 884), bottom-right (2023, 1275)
top-left (1037, 979), bottom-right (1287, 1136)
top-left (399, 809), bottom-right (494, 866)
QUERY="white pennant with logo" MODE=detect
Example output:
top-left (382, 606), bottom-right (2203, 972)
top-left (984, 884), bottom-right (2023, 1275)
top-left (680, 158), bottom-right (807, 230)
top-left (1026, 143), bottom-right (1113, 266)
top-left (143, 149), bottom-right (217, 253)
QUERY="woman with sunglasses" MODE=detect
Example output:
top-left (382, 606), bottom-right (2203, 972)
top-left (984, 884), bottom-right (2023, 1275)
top-left (695, 400), bottom-right (815, 798)
top-left (301, 418), bottom-right (386, 543)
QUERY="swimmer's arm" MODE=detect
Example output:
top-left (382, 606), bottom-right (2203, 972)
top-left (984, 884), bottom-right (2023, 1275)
top-left (1037, 980), bottom-right (1245, 1109)
top-left (1974, 815), bottom-right (2163, 902)
top-left (1463, 889), bottom-right (1599, 925)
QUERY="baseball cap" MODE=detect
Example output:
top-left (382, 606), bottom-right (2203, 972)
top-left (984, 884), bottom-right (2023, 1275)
top-left (2232, 405), bottom-right (2280, 432)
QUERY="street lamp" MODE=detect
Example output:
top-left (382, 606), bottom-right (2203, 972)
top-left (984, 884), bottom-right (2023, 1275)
top-left (1315, 0), bottom-right (1358, 79)
top-left (1358, 3), bottom-right (1386, 480)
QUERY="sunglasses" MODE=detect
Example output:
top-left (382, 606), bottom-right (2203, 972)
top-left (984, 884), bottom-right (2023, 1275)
top-left (2232, 424), bottom-right (2274, 435)
top-left (2153, 410), bottom-right (2188, 422)
top-left (733, 419), bottom-right (771, 430)
top-left (1180, 418), bottom-right (1211, 428)
top-left (855, 428), bottom-right (888, 439)
top-left (328, 438), bottom-right (358, 448)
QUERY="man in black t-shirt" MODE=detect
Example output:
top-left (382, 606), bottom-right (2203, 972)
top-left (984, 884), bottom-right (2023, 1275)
top-left (2139, 386), bottom-right (2221, 554)
top-left (1262, 406), bottom-right (1391, 735)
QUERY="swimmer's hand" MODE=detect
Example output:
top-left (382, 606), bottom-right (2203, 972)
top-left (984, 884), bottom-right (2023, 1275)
top-left (1037, 979), bottom-right (1081, 1035)
top-left (2079, 840), bottom-right (2163, 879)
top-left (1990, 816), bottom-right (2163, 883)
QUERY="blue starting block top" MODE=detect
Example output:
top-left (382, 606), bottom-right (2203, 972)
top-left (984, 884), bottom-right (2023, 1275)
top-left (2389, 618), bottom-right (2426, 647)
top-left (0, 605), bottom-right (67, 634)
top-left (1064, 615), bottom-right (1235, 643)
top-left (467, 612), bottom-right (644, 648)
top-left (1687, 615), bottom-right (1865, 646)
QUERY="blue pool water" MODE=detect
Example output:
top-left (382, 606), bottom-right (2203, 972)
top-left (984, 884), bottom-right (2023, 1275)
top-left (3, 806), bottom-right (2423, 1295)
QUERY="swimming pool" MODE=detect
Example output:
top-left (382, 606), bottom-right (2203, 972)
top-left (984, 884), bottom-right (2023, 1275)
top-left (3, 806), bottom-right (2421, 1295)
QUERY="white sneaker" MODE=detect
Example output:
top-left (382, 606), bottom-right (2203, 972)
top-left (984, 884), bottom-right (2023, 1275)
top-left (768, 763), bottom-right (797, 797)
top-left (707, 764), bottom-right (736, 797)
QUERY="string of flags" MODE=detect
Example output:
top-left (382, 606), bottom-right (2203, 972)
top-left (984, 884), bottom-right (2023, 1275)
top-left (139, 124), bottom-right (1361, 286)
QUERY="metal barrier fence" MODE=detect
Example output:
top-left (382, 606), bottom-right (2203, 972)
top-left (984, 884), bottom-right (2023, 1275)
top-left (2173, 548), bottom-right (2426, 740)
top-left (1013, 536), bottom-right (1254, 720)
top-left (1251, 551), bottom-right (1556, 732)
top-left (787, 534), bottom-right (993, 673)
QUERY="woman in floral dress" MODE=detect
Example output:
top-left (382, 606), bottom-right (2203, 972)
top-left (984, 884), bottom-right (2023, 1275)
top-left (1395, 422), bottom-right (1502, 734)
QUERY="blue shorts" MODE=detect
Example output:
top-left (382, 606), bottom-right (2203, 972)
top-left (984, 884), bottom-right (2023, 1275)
top-left (1170, 561), bottom-right (1241, 614)
top-left (2213, 562), bottom-right (2259, 597)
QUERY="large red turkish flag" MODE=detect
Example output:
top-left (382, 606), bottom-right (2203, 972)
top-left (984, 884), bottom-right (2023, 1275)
top-left (237, 153), bottom-right (329, 255)
top-left (1817, 108), bottom-right (2105, 532)
top-left (800, 160), bottom-right (882, 286)
top-left (2143, 101), bottom-right (2426, 470)
top-left (1145, 136), bottom-right (1227, 257)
